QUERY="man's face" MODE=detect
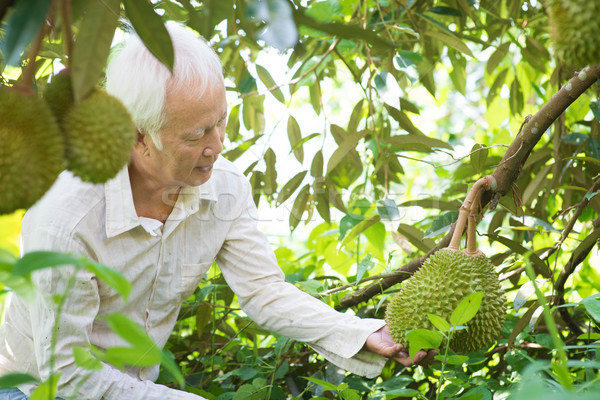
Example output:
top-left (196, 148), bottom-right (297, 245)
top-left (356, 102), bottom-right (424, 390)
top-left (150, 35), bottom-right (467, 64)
top-left (146, 79), bottom-right (227, 188)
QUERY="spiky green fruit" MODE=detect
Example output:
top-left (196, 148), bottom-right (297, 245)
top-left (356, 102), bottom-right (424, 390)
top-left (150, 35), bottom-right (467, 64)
top-left (43, 70), bottom-right (74, 126)
top-left (546, 0), bottom-right (600, 67)
top-left (385, 248), bottom-right (506, 353)
top-left (0, 87), bottom-right (65, 215)
top-left (63, 89), bottom-right (136, 183)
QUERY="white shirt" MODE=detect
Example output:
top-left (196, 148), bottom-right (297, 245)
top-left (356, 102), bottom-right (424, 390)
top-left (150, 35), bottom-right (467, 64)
top-left (0, 157), bottom-right (386, 399)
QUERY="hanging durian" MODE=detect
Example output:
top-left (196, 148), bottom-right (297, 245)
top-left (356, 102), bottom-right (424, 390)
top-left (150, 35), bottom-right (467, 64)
top-left (546, 0), bottom-right (600, 67)
top-left (0, 87), bottom-right (65, 214)
top-left (42, 70), bottom-right (74, 126)
top-left (63, 89), bottom-right (136, 183)
top-left (385, 176), bottom-right (506, 354)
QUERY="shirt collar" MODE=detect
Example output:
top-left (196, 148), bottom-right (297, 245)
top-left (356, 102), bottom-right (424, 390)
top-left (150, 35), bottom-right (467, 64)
top-left (104, 167), bottom-right (219, 238)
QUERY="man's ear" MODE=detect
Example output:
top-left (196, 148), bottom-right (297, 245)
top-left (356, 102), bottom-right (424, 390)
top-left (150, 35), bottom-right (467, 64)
top-left (135, 131), bottom-right (150, 155)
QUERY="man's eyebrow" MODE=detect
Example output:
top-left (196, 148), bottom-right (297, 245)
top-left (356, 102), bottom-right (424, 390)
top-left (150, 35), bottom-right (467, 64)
top-left (190, 109), bottom-right (228, 135)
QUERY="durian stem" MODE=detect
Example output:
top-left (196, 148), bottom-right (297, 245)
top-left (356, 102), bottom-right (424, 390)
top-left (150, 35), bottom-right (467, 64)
top-left (465, 188), bottom-right (484, 256)
top-left (448, 175), bottom-right (496, 251)
top-left (61, 0), bottom-right (74, 62)
top-left (18, 21), bottom-right (48, 92)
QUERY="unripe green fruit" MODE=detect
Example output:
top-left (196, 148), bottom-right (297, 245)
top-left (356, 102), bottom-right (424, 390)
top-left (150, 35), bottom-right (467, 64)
top-left (63, 89), bottom-right (136, 183)
top-left (42, 70), bottom-right (74, 126)
top-left (546, 0), bottom-right (600, 67)
top-left (0, 87), bottom-right (65, 214)
top-left (385, 248), bottom-right (506, 353)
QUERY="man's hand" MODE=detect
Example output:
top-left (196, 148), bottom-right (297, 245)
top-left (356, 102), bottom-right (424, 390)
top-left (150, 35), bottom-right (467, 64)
top-left (364, 325), bottom-right (437, 367)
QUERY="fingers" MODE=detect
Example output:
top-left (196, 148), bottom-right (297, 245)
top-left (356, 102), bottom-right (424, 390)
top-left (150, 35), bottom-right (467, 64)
top-left (393, 349), bottom-right (438, 367)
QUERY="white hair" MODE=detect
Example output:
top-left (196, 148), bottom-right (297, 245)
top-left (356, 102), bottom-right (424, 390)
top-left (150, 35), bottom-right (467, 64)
top-left (105, 22), bottom-right (223, 149)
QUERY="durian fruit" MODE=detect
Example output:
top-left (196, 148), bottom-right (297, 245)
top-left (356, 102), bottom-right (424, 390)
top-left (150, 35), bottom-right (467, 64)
top-left (546, 0), bottom-right (600, 67)
top-left (0, 86), bottom-right (65, 214)
top-left (385, 248), bottom-right (506, 353)
top-left (63, 89), bottom-right (136, 183)
top-left (42, 70), bottom-right (74, 126)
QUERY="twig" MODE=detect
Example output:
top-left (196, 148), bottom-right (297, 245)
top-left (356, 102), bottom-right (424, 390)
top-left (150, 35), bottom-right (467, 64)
top-left (540, 177), bottom-right (600, 261)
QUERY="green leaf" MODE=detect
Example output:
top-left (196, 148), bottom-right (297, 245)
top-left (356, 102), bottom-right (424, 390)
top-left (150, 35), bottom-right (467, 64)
top-left (385, 133), bottom-right (453, 151)
top-left (13, 251), bottom-right (81, 276)
top-left (161, 350), bottom-right (185, 389)
top-left (102, 313), bottom-right (160, 362)
top-left (470, 143), bottom-right (488, 173)
top-left (582, 297), bottom-right (600, 323)
top-left (264, 148), bottom-right (277, 196)
top-left (305, 0), bottom-right (344, 23)
top-left (276, 171), bottom-right (307, 205)
top-left (487, 68), bottom-right (509, 106)
top-left (0, 0), bottom-right (51, 67)
top-left (577, 332), bottom-right (600, 340)
top-left (442, 354), bottom-right (470, 365)
top-left (71, 0), bottom-right (120, 102)
top-left (450, 292), bottom-right (484, 326)
top-left (287, 115), bottom-right (304, 163)
top-left (29, 375), bottom-right (58, 400)
top-left (303, 376), bottom-right (339, 391)
top-left (424, 30), bottom-right (473, 57)
top-left (428, 6), bottom-right (462, 17)
top-left (256, 64), bottom-right (285, 103)
top-left (376, 199), bottom-right (400, 221)
top-left (396, 223), bottom-right (435, 253)
top-left (405, 329), bottom-right (444, 360)
top-left (428, 314), bottom-right (450, 332)
top-left (590, 100), bottom-right (600, 121)
top-left (0, 373), bottom-right (38, 389)
top-left (356, 254), bottom-right (374, 285)
top-left (339, 214), bottom-right (364, 240)
top-left (310, 150), bottom-right (324, 178)
top-left (378, 388), bottom-right (421, 397)
top-left (82, 259), bottom-right (132, 302)
top-left (104, 346), bottom-right (162, 368)
top-left (424, 211), bottom-right (459, 238)
top-left (309, 78), bottom-right (322, 115)
top-left (123, 0), bottom-right (174, 71)
top-left (509, 76), bottom-right (523, 115)
top-left (73, 347), bottom-right (103, 371)
top-left (340, 215), bottom-right (381, 249)
top-left (289, 184), bottom-right (310, 230)
top-left (486, 42), bottom-right (510, 75)
top-left (238, 75), bottom-right (257, 94)
top-left (347, 100), bottom-right (364, 133)
top-left (326, 129), bottom-right (370, 174)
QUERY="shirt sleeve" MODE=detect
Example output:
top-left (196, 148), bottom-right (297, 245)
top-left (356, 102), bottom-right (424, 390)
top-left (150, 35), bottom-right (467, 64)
top-left (215, 184), bottom-right (388, 379)
top-left (21, 228), bottom-right (204, 400)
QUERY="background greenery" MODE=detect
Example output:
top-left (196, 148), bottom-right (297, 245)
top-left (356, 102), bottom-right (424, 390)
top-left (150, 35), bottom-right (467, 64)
top-left (1, 0), bottom-right (600, 399)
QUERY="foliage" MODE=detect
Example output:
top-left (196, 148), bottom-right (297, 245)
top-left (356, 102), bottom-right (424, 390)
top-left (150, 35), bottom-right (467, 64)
top-left (2, 0), bottom-right (600, 399)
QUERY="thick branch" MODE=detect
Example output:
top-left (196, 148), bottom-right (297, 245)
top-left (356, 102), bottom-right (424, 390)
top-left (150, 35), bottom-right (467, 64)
top-left (490, 65), bottom-right (600, 200)
top-left (338, 65), bottom-right (600, 310)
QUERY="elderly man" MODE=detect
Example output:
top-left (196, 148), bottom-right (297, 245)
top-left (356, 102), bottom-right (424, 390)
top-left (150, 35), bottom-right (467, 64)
top-left (0, 24), bottom-right (432, 399)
